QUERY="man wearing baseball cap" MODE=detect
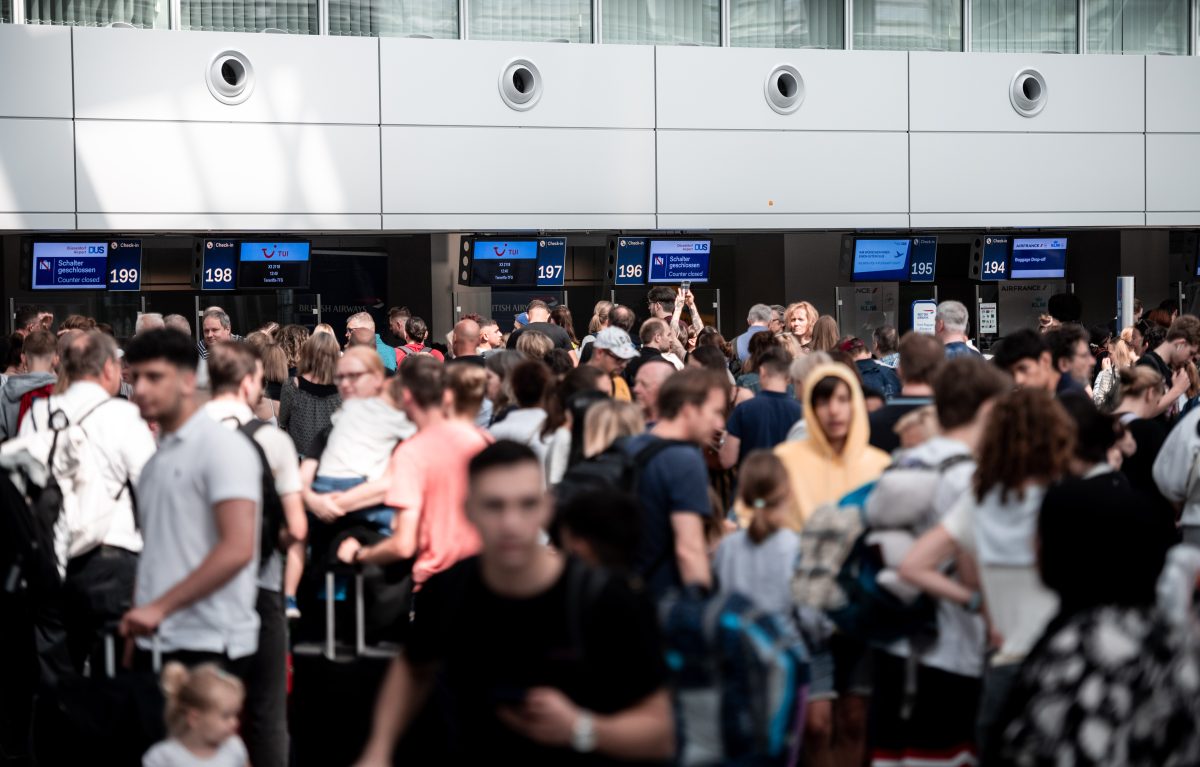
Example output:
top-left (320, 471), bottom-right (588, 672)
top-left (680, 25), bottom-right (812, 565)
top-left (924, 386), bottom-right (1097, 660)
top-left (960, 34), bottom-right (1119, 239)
top-left (585, 327), bottom-right (639, 402)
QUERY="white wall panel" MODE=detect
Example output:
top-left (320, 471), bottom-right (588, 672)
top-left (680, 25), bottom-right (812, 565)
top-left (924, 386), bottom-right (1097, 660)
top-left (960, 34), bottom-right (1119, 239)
top-left (910, 53), bottom-right (1144, 133)
top-left (75, 122), bottom-right (381, 227)
top-left (0, 26), bottom-right (74, 119)
top-left (379, 40), bottom-right (654, 129)
top-left (381, 126), bottom-right (655, 230)
top-left (656, 131), bottom-right (908, 229)
top-left (656, 48), bottom-right (908, 131)
top-left (0, 119), bottom-right (76, 226)
top-left (1147, 134), bottom-right (1200, 225)
top-left (73, 28), bottom-right (379, 124)
top-left (910, 132), bottom-right (1145, 227)
top-left (1146, 57), bottom-right (1200, 133)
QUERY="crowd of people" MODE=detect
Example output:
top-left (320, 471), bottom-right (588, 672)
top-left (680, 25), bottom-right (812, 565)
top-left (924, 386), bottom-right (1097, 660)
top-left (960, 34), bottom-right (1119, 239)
top-left (5, 291), bottom-right (1200, 766)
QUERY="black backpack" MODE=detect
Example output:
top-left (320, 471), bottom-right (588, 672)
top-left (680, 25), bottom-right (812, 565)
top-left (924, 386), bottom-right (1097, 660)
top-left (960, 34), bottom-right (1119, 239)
top-left (555, 435), bottom-right (691, 507)
top-left (237, 420), bottom-right (285, 567)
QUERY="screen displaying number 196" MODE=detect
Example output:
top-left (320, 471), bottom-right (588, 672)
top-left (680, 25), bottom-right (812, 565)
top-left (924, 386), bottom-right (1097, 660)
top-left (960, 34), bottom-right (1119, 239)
top-left (617, 263), bottom-right (643, 280)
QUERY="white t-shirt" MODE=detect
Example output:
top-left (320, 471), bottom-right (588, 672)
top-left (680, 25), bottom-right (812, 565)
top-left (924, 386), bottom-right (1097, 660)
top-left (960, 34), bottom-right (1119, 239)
top-left (317, 398), bottom-right (415, 480)
top-left (20, 381), bottom-right (156, 556)
top-left (488, 408), bottom-right (551, 466)
top-left (134, 410), bottom-right (263, 659)
top-left (203, 399), bottom-right (301, 592)
top-left (143, 735), bottom-right (248, 767)
top-left (942, 486), bottom-right (1059, 667)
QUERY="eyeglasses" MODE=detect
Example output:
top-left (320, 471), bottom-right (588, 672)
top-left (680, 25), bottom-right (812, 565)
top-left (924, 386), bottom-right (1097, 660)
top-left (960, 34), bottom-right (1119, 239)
top-left (334, 370), bottom-right (369, 384)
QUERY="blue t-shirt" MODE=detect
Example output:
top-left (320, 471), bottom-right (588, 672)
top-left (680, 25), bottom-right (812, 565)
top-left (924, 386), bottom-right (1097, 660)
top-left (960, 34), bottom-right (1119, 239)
top-left (624, 433), bottom-right (712, 599)
top-left (735, 326), bottom-right (769, 363)
top-left (944, 341), bottom-right (981, 360)
top-left (726, 391), bottom-right (802, 465)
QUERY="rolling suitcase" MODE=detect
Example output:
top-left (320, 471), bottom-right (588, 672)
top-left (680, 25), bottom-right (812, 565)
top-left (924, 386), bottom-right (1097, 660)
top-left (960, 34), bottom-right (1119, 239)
top-left (32, 632), bottom-right (165, 765)
top-left (290, 569), bottom-right (399, 767)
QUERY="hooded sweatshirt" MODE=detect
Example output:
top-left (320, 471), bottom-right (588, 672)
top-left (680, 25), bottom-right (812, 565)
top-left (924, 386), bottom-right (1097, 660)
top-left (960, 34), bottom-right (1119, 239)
top-left (773, 364), bottom-right (890, 530)
top-left (0, 371), bottom-right (57, 440)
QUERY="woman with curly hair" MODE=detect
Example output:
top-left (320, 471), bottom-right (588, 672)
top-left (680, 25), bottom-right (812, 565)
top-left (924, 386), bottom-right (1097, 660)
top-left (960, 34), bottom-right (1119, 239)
top-left (899, 387), bottom-right (1074, 765)
top-left (785, 301), bottom-right (819, 351)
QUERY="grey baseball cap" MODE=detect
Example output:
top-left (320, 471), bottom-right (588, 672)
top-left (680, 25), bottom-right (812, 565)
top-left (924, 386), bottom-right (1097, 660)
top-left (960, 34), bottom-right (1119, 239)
top-left (592, 327), bottom-right (639, 360)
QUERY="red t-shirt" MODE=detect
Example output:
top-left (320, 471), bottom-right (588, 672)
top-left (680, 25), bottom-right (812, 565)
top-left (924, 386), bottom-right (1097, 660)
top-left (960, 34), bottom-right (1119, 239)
top-left (398, 343), bottom-right (445, 362)
top-left (385, 420), bottom-right (490, 586)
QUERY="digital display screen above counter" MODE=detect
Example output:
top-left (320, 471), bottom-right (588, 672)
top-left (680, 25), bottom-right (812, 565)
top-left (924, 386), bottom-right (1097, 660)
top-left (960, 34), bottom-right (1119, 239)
top-left (536, 239), bottom-right (567, 287)
top-left (908, 237), bottom-right (937, 282)
top-left (32, 242), bottom-right (108, 290)
top-left (852, 239), bottom-right (911, 282)
top-left (31, 241), bottom-right (143, 291)
top-left (202, 239), bottom-right (238, 291)
top-left (614, 239), bottom-right (647, 286)
top-left (237, 242), bottom-right (311, 290)
top-left (981, 236), bottom-right (1010, 281)
top-left (647, 240), bottom-right (711, 283)
top-left (1009, 237), bottom-right (1067, 280)
top-left (471, 241), bottom-right (539, 287)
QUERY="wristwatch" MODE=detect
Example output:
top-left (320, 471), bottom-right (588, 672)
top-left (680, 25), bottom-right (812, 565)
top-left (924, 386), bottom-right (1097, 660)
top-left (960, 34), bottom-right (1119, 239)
top-left (571, 712), bottom-right (596, 753)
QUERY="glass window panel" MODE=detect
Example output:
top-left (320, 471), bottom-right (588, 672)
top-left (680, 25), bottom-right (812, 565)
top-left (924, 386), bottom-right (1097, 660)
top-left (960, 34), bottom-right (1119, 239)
top-left (853, 0), bottom-right (962, 50)
top-left (2, 0), bottom-right (10, 22)
top-left (602, 0), bottom-right (720, 45)
top-left (730, 0), bottom-right (844, 48)
top-left (329, 0), bottom-right (458, 37)
top-left (470, 0), bottom-right (591, 41)
top-left (971, 0), bottom-right (1075, 52)
top-left (176, 0), bottom-right (316, 32)
top-left (1087, 0), bottom-right (1187, 54)
top-left (25, 0), bottom-right (168, 27)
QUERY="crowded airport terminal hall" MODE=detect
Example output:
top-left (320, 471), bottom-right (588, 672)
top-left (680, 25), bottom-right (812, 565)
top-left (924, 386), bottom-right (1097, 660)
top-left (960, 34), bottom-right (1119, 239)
top-left (7, 3), bottom-right (1200, 765)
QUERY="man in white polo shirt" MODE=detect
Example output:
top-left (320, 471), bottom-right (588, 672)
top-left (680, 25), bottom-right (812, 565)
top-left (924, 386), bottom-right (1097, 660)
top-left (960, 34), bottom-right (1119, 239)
top-left (203, 340), bottom-right (305, 767)
top-left (119, 329), bottom-right (262, 676)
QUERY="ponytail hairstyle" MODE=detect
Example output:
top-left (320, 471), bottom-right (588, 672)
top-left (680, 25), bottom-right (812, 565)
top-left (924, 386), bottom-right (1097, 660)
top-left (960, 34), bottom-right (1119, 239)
top-left (1116, 365), bottom-right (1163, 409)
top-left (161, 662), bottom-right (245, 738)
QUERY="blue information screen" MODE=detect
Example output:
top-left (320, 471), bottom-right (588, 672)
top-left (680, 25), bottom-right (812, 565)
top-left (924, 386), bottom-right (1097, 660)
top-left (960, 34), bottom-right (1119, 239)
top-left (536, 238), bottom-right (567, 287)
top-left (908, 237), bottom-right (937, 283)
top-left (614, 238), bottom-right (647, 286)
top-left (981, 236), bottom-right (1010, 281)
top-left (31, 242), bottom-right (109, 291)
top-left (472, 240), bottom-right (538, 287)
top-left (853, 239), bottom-right (911, 282)
top-left (202, 239), bottom-right (238, 291)
top-left (238, 242), bottom-right (311, 289)
top-left (1010, 237), bottom-right (1067, 280)
top-left (648, 240), bottom-right (711, 283)
top-left (106, 240), bottom-right (142, 292)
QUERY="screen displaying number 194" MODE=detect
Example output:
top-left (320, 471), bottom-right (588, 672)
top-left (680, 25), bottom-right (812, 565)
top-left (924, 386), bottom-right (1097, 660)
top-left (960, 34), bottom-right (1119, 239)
top-left (982, 260), bottom-right (1006, 277)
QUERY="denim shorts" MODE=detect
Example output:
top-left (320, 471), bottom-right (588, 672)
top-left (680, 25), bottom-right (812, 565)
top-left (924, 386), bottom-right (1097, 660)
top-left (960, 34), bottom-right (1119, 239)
top-left (312, 475), bottom-right (394, 534)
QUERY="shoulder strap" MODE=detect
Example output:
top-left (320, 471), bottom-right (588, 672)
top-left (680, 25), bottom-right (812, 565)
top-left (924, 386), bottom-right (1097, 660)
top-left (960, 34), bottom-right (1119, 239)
top-left (632, 435), bottom-right (690, 466)
top-left (565, 559), bottom-right (609, 661)
top-left (935, 454), bottom-right (974, 473)
top-left (239, 418), bottom-right (269, 439)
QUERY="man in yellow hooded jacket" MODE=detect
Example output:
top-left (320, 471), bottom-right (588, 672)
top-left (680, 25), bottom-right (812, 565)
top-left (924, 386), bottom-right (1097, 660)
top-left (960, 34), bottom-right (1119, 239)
top-left (774, 363), bottom-right (892, 531)
top-left (774, 362), bottom-right (891, 767)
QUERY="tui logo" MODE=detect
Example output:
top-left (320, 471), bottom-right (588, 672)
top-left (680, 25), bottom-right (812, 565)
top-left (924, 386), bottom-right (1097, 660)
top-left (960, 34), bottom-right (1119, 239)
top-left (262, 247), bottom-right (276, 259)
top-left (493, 245), bottom-right (507, 257)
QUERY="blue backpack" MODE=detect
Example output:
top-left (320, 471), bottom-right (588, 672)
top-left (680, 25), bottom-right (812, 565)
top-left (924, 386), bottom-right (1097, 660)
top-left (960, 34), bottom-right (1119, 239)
top-left (660, 590), bottom-right (810, 766)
